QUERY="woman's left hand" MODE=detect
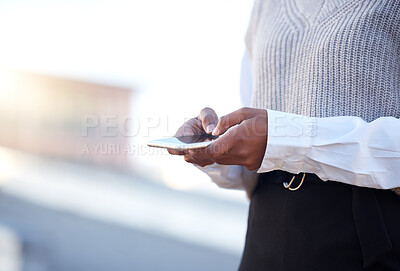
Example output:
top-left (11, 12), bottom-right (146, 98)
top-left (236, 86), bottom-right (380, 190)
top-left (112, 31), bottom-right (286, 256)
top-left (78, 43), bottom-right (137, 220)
top-left (184, 107), bottom-right (268, 171)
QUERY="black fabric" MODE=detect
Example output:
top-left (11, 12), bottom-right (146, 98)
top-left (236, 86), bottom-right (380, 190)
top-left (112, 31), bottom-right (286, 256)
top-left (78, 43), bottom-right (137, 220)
top-left (238, 171), bottom-right (400, 271)
top-left (352, 187), bottom-right (392, 268)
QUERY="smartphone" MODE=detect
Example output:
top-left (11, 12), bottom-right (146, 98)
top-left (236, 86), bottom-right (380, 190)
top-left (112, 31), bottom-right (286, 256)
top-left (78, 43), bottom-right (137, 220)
top-left (147, 133), bottom-right (218, 150)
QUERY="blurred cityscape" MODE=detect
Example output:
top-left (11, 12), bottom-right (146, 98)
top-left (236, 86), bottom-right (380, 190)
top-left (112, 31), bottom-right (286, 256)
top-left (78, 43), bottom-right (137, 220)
top-left (0, 1), bottom-right (253, 270)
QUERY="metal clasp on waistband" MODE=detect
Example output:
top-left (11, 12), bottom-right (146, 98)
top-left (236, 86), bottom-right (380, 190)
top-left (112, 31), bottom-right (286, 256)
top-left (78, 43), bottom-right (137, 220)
top-left (283, 173), bottom-right (306, 191)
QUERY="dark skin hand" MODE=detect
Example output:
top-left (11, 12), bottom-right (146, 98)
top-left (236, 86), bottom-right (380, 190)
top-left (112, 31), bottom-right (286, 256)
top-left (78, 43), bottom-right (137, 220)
top-left (168, 107), bottom-right (268, 171)
top-left (168, 107), bottom-right (218, 156)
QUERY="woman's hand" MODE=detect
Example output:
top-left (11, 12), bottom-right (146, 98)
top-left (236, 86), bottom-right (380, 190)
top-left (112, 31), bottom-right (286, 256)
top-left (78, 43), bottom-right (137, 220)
top-left (184, 107), bottom-right (268, 171)
top-left (167, 107), bottom-right (218, 164)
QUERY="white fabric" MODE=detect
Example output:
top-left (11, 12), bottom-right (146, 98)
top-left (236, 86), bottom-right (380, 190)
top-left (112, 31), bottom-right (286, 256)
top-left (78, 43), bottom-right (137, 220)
top-left (261, 110), bottom-right (400, 190)
top-left (196, 50), bottom-right (400, 192)
top-left (193, 164), bottom-right (258, 197)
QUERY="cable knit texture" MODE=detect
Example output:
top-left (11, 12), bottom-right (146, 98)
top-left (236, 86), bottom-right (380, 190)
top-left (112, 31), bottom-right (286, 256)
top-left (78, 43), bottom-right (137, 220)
top-left (246, 0), bottom-right (400, 195)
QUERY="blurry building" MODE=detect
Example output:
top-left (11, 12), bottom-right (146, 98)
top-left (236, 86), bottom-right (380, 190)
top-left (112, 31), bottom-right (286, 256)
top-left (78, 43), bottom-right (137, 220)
top-left (0, 69), bottom-right (133, 168)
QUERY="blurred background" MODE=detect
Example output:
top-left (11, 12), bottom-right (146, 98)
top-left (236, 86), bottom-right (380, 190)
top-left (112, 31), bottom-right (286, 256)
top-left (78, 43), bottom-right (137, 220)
top-left (0, 0), bottom-right (253, 270)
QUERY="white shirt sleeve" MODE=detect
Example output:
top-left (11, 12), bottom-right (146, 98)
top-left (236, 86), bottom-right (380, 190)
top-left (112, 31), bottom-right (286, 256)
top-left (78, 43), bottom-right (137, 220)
top-left (193, 164), bottom-right (259, 195)
top-left (197, 49), bottom-right (400, 192)
top-left (194, 50), bottom-right (259, 195)
top-left (259, 110), bottom-right (400, 190)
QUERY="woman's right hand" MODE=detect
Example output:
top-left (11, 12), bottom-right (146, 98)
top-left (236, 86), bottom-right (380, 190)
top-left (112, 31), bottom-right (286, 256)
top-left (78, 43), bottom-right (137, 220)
top-left (167, 107), bottom-right (218, 163)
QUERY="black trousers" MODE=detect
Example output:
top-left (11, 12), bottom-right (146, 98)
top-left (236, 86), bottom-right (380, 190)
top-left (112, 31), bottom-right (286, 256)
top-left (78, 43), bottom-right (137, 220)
top-left (239, 171), bottom-right (400, 271)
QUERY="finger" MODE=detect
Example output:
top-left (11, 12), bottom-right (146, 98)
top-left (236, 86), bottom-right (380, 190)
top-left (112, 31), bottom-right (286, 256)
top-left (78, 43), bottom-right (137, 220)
top-left (189, 148), bottom-right (235, 164)
top-left (191, 127), bottom-right (236, 161)
top-left (183, 153), bottom-right (213, 166)
top-left (168, 149), bottom-right (188, 155)
top-left (198, 107), bottom-right (218, 134)
top-left (212, 107), bottom-right (254, 136)
top-left (174, 117), bottom-right (202, 137)
top-left (187, 148), bottom-right (212, 161)
top-left (196, 161), bottom-right (214, 167)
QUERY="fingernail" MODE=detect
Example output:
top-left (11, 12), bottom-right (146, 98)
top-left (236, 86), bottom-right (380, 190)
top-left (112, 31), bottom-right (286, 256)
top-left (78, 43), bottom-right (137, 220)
top-left (212, 128), bottom-right (219, 136)
top-left (206, 124), bottom-right (215, 134)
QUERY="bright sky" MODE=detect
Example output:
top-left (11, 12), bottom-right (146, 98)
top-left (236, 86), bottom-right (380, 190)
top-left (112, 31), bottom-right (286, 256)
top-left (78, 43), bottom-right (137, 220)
top-left (0, 0), bottom-right (254, 200)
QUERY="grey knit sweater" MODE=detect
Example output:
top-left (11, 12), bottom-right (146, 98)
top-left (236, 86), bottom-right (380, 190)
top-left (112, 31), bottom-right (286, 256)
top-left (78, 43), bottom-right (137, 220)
top-left (246, 0), bottom-right (400, 194)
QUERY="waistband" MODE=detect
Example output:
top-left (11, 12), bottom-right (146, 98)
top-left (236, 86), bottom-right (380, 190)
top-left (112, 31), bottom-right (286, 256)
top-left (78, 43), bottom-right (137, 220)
top-left (259, 170), bottom-right (327, 187)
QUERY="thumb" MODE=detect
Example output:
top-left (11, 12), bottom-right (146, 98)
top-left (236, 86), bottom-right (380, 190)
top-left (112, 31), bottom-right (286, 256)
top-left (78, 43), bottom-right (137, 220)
top-left (198, 107), bottom-right (218, 134)
top-left (212, 107), bottom-right (254, 136)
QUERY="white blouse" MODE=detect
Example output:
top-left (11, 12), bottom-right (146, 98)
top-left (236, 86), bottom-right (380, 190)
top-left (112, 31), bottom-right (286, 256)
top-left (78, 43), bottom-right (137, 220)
top-left (195, 51), bottom-right (400, 195)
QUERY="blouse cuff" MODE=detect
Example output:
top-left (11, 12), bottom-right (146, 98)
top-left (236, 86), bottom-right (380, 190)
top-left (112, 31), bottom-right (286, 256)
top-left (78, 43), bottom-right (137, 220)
top-left (257, 110), bottom-right (316, 174)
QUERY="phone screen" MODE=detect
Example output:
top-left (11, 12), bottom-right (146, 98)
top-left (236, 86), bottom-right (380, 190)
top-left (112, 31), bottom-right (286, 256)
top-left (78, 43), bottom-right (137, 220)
top-left (175, 134), bottom-right (219, 144)
top-left (147, 133), bottom-right (219, 150)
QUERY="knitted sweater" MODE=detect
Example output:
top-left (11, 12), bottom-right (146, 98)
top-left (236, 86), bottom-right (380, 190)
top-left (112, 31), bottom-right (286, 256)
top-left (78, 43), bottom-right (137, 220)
top-left (245, 0), bottom-right (400, 194)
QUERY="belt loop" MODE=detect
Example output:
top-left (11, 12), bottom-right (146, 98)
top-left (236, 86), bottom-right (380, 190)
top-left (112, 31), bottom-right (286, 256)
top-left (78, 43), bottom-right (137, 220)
top-left (283, 173), bottom-right (306, 191)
